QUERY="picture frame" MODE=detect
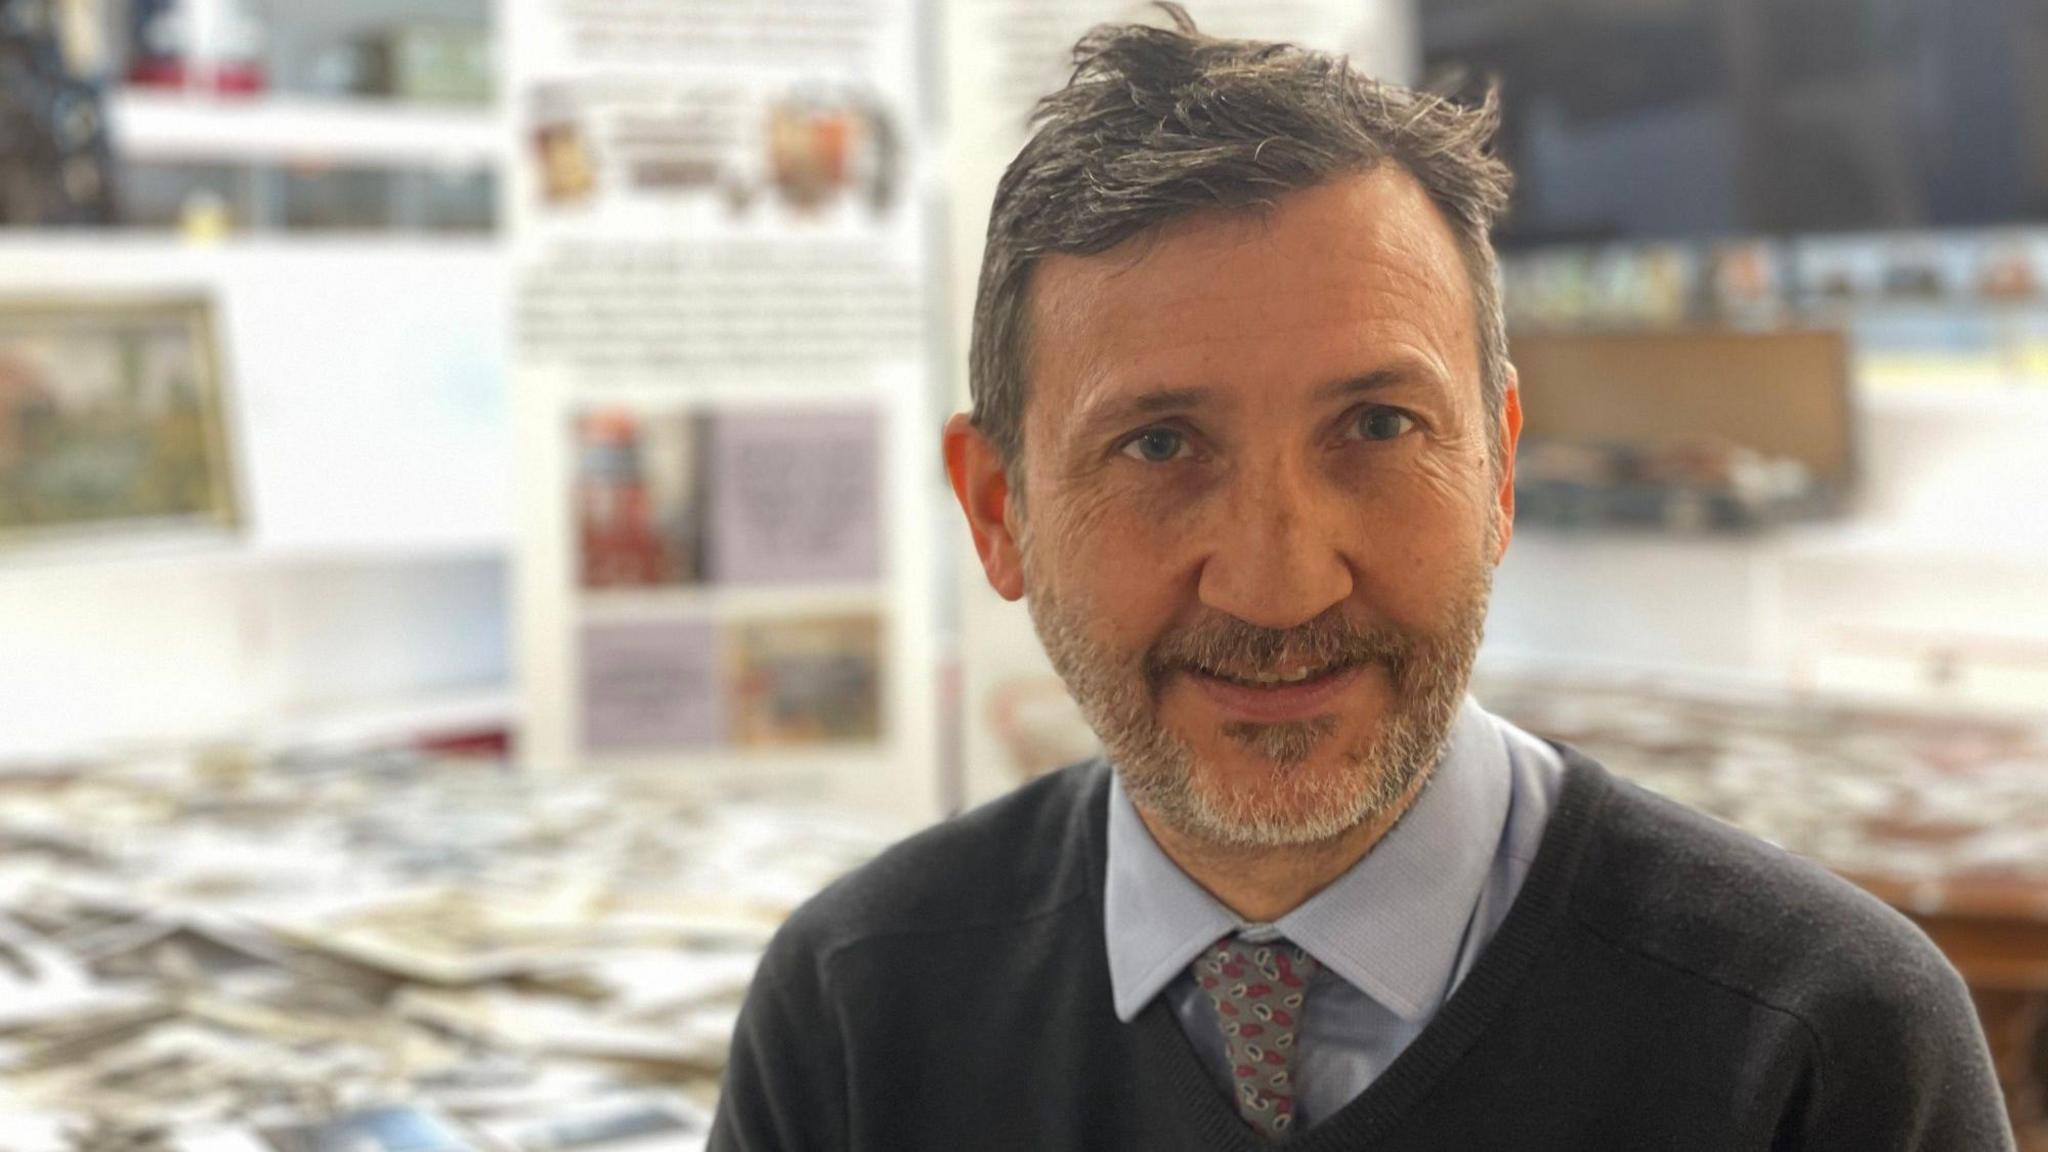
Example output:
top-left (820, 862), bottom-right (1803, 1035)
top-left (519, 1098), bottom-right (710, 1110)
top-left (0, 294), bottom-right (240, 549)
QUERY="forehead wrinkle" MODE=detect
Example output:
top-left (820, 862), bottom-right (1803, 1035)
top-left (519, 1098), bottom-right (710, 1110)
top-left (1023, 260), bottom-right (1109, 457)
top-left (1367, 258), bottom-right (1473, 377)
top-left (1057, 360), bottom-right (1121, 449)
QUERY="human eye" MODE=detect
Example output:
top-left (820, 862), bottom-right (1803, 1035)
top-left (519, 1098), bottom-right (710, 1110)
top-left (1347, 406), bottom-right (1416, 443)
top-left (1118, 426), bottom-right (1192, 463)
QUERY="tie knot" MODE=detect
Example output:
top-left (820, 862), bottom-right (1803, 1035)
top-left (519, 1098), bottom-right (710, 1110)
top-left (1193, 935), bottom-right (1318, 1136)
top-left (1199, 935), bottom-right (1320, 991)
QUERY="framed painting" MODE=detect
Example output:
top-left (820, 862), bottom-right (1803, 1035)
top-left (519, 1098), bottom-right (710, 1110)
top-left (0, 295), bottom-right (239, 547)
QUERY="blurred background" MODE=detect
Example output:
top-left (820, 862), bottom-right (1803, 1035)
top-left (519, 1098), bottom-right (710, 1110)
top-left (0, 0), bottom-right (2044, 1149)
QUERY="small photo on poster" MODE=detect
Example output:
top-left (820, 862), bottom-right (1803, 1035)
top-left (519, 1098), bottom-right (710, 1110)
top-left (729, 614), bottom-right (883, 747)
top-left (500, 1095), bottom-right (704, 1152)
top-left (704, 407), bottom-right (882, 586)
top-left (523, 80), bottom-right (902, 223)
top-left (575, 410), bottom-right (708, 589)
top-left (581, 621), bottom-right (725, 752)
top-left (531, 83), bottom-right (599, 207)
top-left (763, 90), bottom-right (901, 217)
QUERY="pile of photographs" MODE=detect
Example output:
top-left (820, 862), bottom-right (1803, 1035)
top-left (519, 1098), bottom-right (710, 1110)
top-left (1475, 670), bottom-right (2048, 899)
top-left (0, 745), bottom-right (897, 1152)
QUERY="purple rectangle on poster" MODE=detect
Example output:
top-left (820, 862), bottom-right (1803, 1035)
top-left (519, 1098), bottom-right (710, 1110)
top-left (580, 621), bottom-right (725, 752)
top-left (706, 408), bottom-right (881, 585)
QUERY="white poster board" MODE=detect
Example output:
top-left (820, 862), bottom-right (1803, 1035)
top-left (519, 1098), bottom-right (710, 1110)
top-left (510, 0), bottom-right (941, 820)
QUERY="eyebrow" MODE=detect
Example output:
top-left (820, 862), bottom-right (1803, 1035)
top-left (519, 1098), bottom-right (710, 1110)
top-left (1313, 366), bottom-right (1421, 403)
top-left (1068, 385), bottom-right (1219, 444)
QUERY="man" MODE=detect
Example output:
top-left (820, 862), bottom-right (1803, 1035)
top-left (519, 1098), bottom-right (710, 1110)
top-left (711, 9), bottom-right (2012, 1149)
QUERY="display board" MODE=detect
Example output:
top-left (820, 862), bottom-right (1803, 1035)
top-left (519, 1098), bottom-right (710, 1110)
top-left (510, 0), bottom-right (940, 819)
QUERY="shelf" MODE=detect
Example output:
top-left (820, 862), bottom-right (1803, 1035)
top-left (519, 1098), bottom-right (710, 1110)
top-left (0, 232), bottom-right (500, 257)
top-left (0, 537), bottom-right (506, 577)
top-left (1776, 525), bottom-right (2048, 568)
top-left (1807, 297), bottom-right (2048, 316)
top-left (1858, 382), bottom-right (2048, 416)
top-left (109, 91), bottom-right (504, 169)
top-left (251, 685), bottom-right (514, 754)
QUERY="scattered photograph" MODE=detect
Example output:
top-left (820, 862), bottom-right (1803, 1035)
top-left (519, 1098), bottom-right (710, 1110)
top-left (0, 296), bottom-right (238, 546)
top-left (259, 1106), bottom-right (479, 1152)
top-left (729, 615), bottom-right (883, 747)
top-left (506, 1096), bottom-right (704, 1152)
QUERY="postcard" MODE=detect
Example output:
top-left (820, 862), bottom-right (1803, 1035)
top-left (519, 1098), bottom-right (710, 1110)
top-left (258, 1106), bottom-right (481, 1152)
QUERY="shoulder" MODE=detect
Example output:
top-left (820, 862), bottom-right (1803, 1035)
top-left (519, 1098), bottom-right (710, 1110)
top-left (1559, 750), bottom-right (2007, 1144)
top-left (767, 759), bottom-right (1110, 969)
top-left (1566, 751), bottom-right (1974, 1046)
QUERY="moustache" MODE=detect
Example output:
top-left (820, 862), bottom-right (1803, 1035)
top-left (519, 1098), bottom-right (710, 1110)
top-left (1146, 609), bottom-right (1412, 685)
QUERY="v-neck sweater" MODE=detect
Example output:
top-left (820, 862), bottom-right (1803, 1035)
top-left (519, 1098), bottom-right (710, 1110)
top-left (709, 745), bottom-right (2012, 1151)
top-left (1102, 699), bottom-right (1561, 1126)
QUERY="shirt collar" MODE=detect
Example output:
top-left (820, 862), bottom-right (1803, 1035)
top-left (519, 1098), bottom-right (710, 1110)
top-left (1103, 697), bottom-right (1512, 1023)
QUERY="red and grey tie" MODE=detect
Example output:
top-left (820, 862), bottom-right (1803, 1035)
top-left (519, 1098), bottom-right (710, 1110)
top-left (1193, 935), bottom-right (1319, 1137)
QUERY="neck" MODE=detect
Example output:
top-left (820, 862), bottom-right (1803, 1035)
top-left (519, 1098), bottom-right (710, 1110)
top-left (1135, 770), bottom-right (1433, 923)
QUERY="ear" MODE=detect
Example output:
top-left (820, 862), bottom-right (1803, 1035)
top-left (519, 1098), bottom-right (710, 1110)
top-left (1492, 364), bottom-right (1523, 565)
top-left (943, 413), bottom-right (1026, 601)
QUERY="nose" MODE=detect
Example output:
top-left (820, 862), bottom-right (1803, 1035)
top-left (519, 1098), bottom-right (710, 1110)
top-left (1195, 452), bottom-right (1355, 631)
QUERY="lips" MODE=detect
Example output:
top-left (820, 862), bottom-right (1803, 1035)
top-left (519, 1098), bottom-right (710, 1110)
top-left (1184, 661), bottom-right (1369, 724)
top-left (1197, 663), bottom-right (1330, 687)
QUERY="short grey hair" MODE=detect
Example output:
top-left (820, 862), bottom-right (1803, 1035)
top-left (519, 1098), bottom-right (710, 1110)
top-left (968, 4), bottom-right (1514, 481)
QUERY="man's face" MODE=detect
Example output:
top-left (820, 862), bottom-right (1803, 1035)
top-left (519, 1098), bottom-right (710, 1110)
top-left (999, 168), bottom-right (1521, 850)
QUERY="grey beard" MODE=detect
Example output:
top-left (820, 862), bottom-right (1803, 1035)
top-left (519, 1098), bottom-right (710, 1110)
top-left (1024, 564), bottom-right (1490, 851)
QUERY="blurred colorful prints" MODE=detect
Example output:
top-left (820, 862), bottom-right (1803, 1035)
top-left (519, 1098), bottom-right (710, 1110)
top-left (0, 294), bottom-right (238, 547)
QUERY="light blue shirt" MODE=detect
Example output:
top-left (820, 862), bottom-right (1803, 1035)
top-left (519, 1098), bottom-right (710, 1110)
top-left (1104, 698), bottom-right (1567, 1128)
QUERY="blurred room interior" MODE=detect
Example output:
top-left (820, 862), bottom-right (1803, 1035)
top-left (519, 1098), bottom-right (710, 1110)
top-left (1, 0), bottom-right (2045, 1147)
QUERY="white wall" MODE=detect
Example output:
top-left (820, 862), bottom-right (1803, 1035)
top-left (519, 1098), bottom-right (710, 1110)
top-left (1481, 387), bottom-right (2048, 713)
top-left (0, 239), bottom-right (512, 760)
top-left (0, 554), bottom-right (507, 759)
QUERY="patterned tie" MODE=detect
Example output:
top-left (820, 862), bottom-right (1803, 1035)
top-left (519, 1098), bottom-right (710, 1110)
top-left (1193, 935), bottom-right (1320, 1138)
